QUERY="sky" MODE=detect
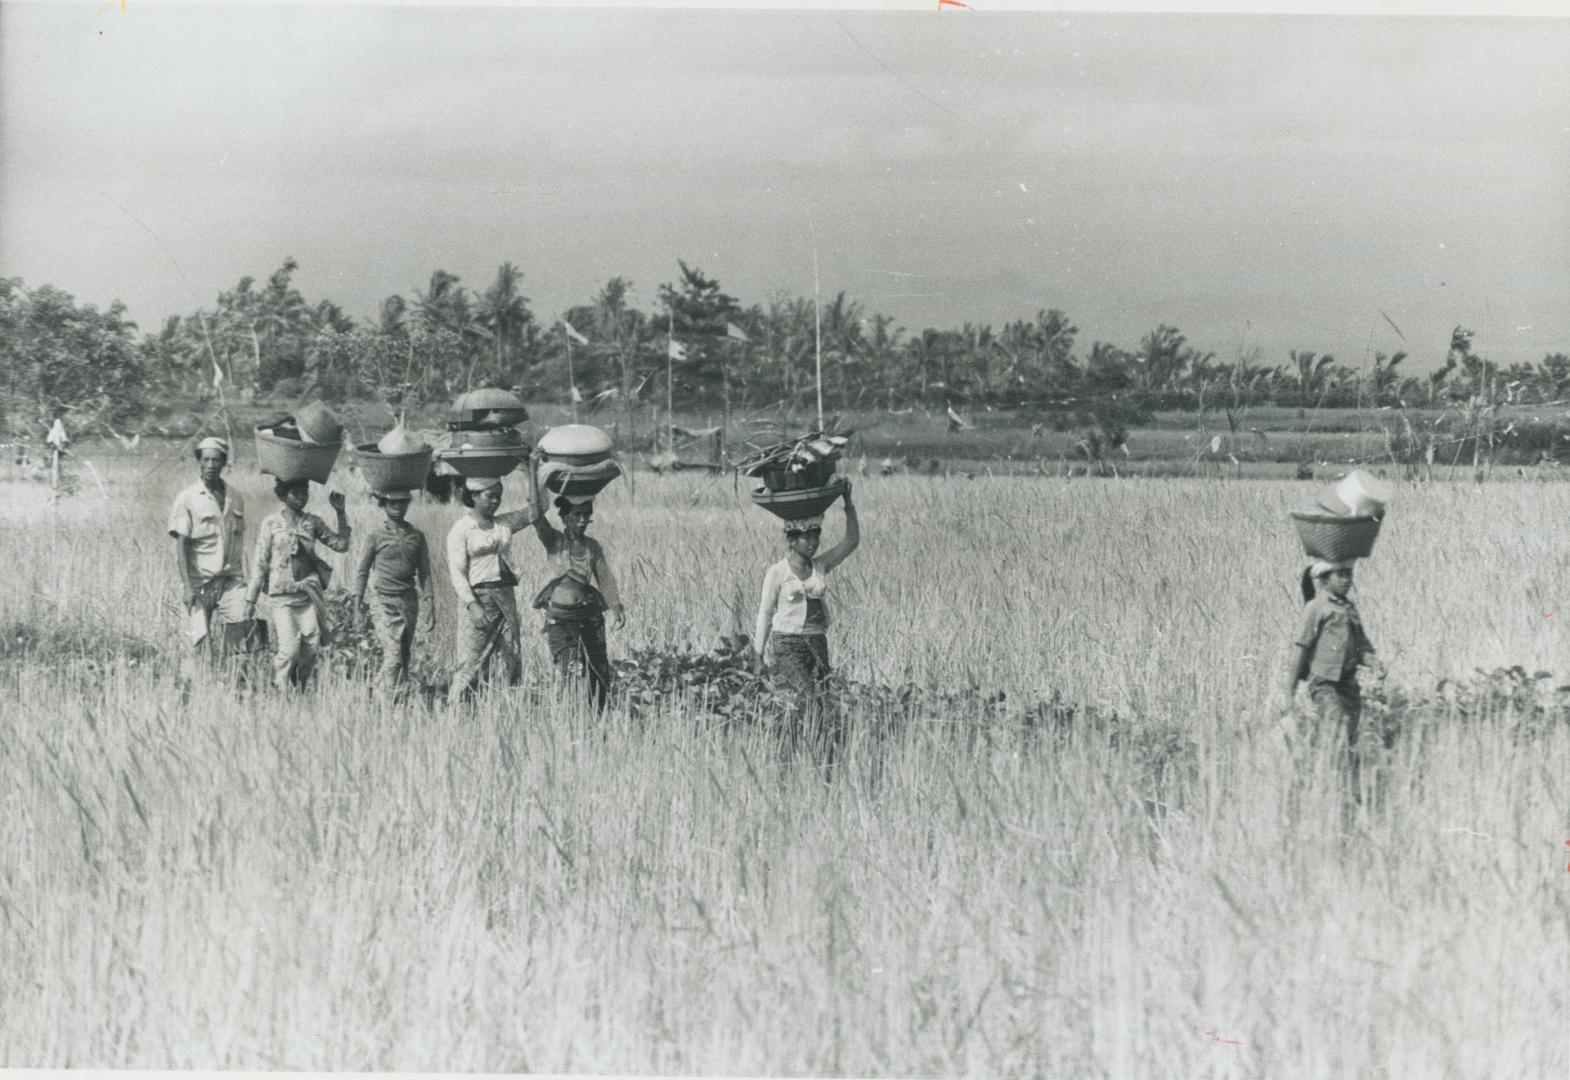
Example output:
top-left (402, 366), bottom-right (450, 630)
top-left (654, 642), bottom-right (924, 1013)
top-left (2, 1), bottom-right (1567, 373)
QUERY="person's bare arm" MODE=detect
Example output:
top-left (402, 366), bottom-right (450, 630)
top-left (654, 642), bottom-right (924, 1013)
top-left (818, 482), bottom-right (860, 572)
top-left (173, 536), bottom-right (195, 606)
top-left (1284, 643), bottom-right (1310, 705)
top-left (751, 566), bottom-right (779, 675)
top-left (417, 533), bottom-right (435, 631)
top-left (527, 451), bottom-right (562, 549)
top-left (319, 491), bottom-right (352, 551)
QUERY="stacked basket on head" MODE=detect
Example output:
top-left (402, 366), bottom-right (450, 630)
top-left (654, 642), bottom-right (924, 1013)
top-left (349, 423), bottom-right (433, 496)
top-left (1290, 469), bottom-right (1392, 561)
top-left (433, 388), bottom-right (531, 480)
top-left (739, 432), bottom-right (851, 522)
top-left (536, 424), bottom-right (622, 500)
top-left (255, 400), bottom-right (345, 483)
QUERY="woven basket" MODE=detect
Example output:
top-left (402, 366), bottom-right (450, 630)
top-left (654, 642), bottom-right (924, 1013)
top-left (543, 458), bottom-right (622, 499)
top-left (350, 443), bottom-right (432, 493)
top-left (760, 459), bottom-right (836, 493)
top-left (447, 388), bottom-right (530, 431)
top-left (1290, 512), bottom-right (1382, 560)
top-left (255, 425), bottom-right (342, 483)
top-left (434, 446), bottom-right (527, 479)
top-left (538, 424), bottom-right (615, 467)
top-left (752, 475), bottom-right (847, 521)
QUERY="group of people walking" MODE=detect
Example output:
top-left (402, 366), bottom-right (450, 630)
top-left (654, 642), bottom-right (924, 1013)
top-left (169, 429), bottom-right (1381, 784)
top-left (166, 435), bottom-right (859, 710)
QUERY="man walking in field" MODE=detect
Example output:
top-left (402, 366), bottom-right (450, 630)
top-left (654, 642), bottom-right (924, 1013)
top-left (168, 437), bottom-right (250, 663)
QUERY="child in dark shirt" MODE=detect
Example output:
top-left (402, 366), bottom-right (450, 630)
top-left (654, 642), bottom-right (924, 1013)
top-left (1285, 559), bottom-right (1387, 793)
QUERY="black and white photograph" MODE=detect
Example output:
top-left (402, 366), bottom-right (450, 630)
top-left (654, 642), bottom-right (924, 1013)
top-left (1, 0), bottom-right (1566, 1074)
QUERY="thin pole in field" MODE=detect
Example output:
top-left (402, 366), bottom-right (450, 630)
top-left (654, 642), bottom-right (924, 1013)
top-left (666, 308), bottom-right (675, 456)
top-left (565, 323), bottom-right (578, 421)
top-left (811, 225), bottom-right (824, 431)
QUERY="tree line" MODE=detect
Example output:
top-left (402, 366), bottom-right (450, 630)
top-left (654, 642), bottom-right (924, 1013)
top-left (2, 258), bottom-right (1567, 438)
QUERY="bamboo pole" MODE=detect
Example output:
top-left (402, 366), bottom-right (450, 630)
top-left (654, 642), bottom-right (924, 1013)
top-left (566, 327), bottom-right (578, 421)
top-left (812, 230), bottom-right (824, 431)
top-left (667, 309), bottom-right (675, 456)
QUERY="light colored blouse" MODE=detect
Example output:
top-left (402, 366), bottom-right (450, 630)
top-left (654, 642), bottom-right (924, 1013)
top-left (446, 510), bottom-right (532, 605)
top-left (755, 557), bottom-right (830, 643)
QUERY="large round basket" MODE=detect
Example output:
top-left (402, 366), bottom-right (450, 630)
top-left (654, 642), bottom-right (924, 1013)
top-left (255, 425), bottom-right (342, 483)
top-left (543, 458), bottom-right (622, 499)
top-left (435, 446), bottom-right (527, 479)
top-left (350, 442), bottom-right (432, 493)
top-left (1290, 511), bottom-right (1382, 560)
top-left (447, 388), bottom-right (530, 431)
top-left (538, 424), bottom-right (615, 467)
top-left (752, 475), bottom-right (847, 521)
top-left (449, 427), bottom-right (525, 451)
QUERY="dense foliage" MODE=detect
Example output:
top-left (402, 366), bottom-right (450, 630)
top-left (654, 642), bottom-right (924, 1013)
top-left (4, 260), bottom-right (1567, 441)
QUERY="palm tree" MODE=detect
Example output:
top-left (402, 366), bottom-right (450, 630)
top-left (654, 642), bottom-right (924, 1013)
top-left (415, 271), bottom-right (470, 336)
top-left (1289, 349), bottom-right (1337, 401)
top-left (479, 262), bottom-right (532, 375)
top-left (1369, 351), bottom-right (1407, 405)
top-left (378, 295), bottom-right (408, 339)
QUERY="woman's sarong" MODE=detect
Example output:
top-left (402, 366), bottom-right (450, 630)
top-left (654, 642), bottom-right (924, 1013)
top-left (451, 583), bottom-right (520, 697)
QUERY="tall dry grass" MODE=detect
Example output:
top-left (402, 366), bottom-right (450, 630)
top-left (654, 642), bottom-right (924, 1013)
top-left (0, 456), bottom-right (1564, 1075)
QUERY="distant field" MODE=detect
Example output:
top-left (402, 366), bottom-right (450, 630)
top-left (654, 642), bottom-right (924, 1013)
top-left (37, 396), bottom-right (1570, 484)
top-left (0, 455), bottom-right (1563, 1074)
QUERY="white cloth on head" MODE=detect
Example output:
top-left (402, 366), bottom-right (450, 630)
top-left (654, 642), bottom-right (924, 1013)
top-left (465, 476), bottom-right (504, 493)
top-left (1310, 558), bottom-right (1355, 577)
top-left (785, 515), bottom-right (824, 532)
top-left (196, 436), bottom-right (230, 458)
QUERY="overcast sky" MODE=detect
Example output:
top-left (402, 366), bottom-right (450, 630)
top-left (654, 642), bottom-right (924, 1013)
top-left (2, 2), bottom-right (1566, 371)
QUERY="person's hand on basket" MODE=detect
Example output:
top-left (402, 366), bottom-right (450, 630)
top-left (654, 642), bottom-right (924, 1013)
top-left (327, 490), bottom-right (346, 514)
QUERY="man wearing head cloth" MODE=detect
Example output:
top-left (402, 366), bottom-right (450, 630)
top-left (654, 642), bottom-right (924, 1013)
top-left (168, 436), bottom-right (250, 661)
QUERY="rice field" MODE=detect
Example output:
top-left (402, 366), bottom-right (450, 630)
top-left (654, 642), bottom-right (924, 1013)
top-left (0, 454), bottom-right (1565, 1075)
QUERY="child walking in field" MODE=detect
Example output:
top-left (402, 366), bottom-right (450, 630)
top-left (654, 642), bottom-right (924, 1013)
top-left (1284, 558), bottom-right (1387, 794)
top-left (244, 479), bottom-right (352, 691)
top-left (353, 488), bottom-right (433, 693)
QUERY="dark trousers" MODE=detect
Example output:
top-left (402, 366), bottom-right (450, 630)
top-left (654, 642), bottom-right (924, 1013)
top-left (1311, 678), bottom-right (1390, 805)
top-left (545, 615), bottom-right (611, 712)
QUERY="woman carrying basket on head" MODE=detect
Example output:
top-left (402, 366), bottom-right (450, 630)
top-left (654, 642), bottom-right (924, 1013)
top-left (1284, 558), bottom-right (1388, 795)
top-left (446, 476), bottom-right (538, 699)
top-left (751, 481), bottom-right (859, 695)
top-left (526, 450), bottom-right (624, 712)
